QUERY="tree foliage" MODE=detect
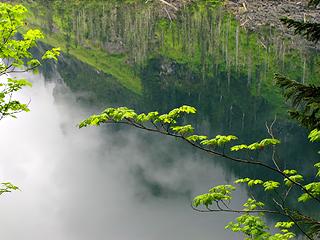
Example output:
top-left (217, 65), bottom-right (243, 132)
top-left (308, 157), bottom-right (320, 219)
top-left (0, 2), bottom-right (60, 120)
top-left (0, 2), bottom-right (60, 195)
top-left (276, 0), bottom-right (320, 131)
top-left (280, 18), bottom-right (320, 43)
top-left (275, 74), bottom-right (320, 129)
top-left (80, 105), bottom-right (320, 239)
top-left (78, 0), bottom-right (320, 239)
top-left (280, 0), bottom-right (320, 43)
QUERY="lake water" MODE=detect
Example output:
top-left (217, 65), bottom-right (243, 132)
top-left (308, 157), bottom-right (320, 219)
top-left (1, 1), bottom-right (319, 239)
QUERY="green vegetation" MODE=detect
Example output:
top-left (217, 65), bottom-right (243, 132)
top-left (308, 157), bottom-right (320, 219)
top-left (3, 0), bottom-right (319, 238)
top-left (18, 0), bottom-right (320, 114)
top-left (78, 1), bottom-right (320, 239)
top-left (156, 6), bottom-right (319, 112)
top-left (0, 2), bottom-right (59, 196)
top-left (20, 0), bottom-right (145, 94)
top-left (80, 104), bottom-right (320, 239)
top-left (0, 2), bottom-right (59, 119)
top-left (37, 31), bottom-right (142, 94)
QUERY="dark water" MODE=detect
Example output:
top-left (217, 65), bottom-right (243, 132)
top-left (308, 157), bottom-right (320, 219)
top-left (1, 1), bottom-right (319, 239)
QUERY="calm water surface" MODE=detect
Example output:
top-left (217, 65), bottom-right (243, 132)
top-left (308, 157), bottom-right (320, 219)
top-left (1, 1), bottom-right (319, 239)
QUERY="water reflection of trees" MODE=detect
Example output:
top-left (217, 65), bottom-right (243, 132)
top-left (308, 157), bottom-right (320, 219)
top-left (29, 0), bottom-right (320, 226)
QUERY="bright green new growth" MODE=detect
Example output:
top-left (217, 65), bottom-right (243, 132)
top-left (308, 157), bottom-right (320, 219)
top-left (0, 2), bottom-right (60, 120)
top-left (0, 2), bottom-right (60, 195)
top-left (298, 182), bottom-right (320, 202)
top-left (0, 182), bottom-right (20, 195)
top-left (79, 105), bottom-right (196, 127)
top-left (224, 199), bottom-right (295, 240)
top-left (308, 129), bottom-right (320, 142)
top-left (80, 105), bottom-right (320, 239)
top-left (200, 135), bottom-right (238, 146)
top-left (231, 139), bottom-right (280, 152)
top-left (314, 162), bottom-right (320, 177)
top-left (171, 125), bottom-right (194, 135)
top-left (193, 185), bottom-right (236, 207)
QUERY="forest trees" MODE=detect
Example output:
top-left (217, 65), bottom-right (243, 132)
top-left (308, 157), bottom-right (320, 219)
top-left (79, 1), bottom-right (320, 240)
top-left (0, 2), bottom-right (59, 196)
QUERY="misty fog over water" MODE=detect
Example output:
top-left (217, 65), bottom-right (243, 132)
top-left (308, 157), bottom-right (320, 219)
top-left (1, 0), bottom-right (320, 238)
top-left (0, 73), bottom-right (242, 239)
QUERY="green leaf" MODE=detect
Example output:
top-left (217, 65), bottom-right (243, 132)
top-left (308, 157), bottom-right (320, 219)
top-left (315, 162), bottom-right (320, 177)
top-left (298, 182), bottom-right (320, 202)
top-left (201, 135), bottom-right (238, 146)
top-left (234, 178), bottom-right (251, 184)
top-left (259, 138), bottom-right (281, 146)
top-left (230, 144), bottom-right (248, 151)
top-left (275, 222), bottom-right (294, 229)
top-left (283, 169), bottom-right (297, 175)
top-left (248, 142), bottom-right (263, 150)
top-left (234, 178), bottom-right (263, 187)
top-left (193, 185), bottom-right (236, 207)
top-left (308, 129), bottom-right (320, 142)
top-left (42, 47), bottom-right (61, 61)
top-left (171, 125), bottom-right (194, 135)
top-left (23, 29), bottom-right (44, 41)
top-left (186, 135), bottom-right (208, 142)
top-left (284, 174), bottom-right (303, 187)
top-left (27, 59), bottom-right (41, 68)
top-left (263, 181), bottom-right (280, 191)
top-left (243, 198), bottom-right (265, 210)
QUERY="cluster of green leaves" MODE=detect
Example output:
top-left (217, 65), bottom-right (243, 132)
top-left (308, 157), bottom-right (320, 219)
top-left (195, 182), bottom-right (297, 239)
top-left (231, 139), bottom-right (280, 151)
top-left (283, 170), bottom-right (303, 187)
top-left (80, 105), bottom-right (320, 239)
top-left (226, 212), bottom-right (295, 240)
top-left (200, 135), bottom-right (238, 146)
top-left (79, 105), bottom-right (197, 128)
top-left (308, 129), bottom-right (320, 142)
top-left (194, 163), bottom-right (320, 238)
top-left (0, 3), bottom-right (60, 71)
top-left (235, 178), bottom-right (278, 190)
top-left (226, 199), bottom-right (295, 240)
top-left (79, 106), bottom-right (281, 152)
top-left (0, 2), bottom-right (60, 196)
top-left (0, 2), bottom-right (60, 120)
top-left (0, 182), bottom-right (20, 195)
top-left (0, 78), bottom-right (32, 119)
top-left (193, 185), bottom-right (235, 207)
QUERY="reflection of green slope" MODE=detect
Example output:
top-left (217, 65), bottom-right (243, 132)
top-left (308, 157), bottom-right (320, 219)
top-left (155, 7), bottom-right (320, 114)
top-left (23, 0), bottom-right (320, 113)
top-left (36, 43), bottom-right (140, 108)
top-left (22, 0), bottom-right (320, 226)
top-left (41, 33), bottom-right (142, 95)
top-left (23, 2), bottom-right (142, 95)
